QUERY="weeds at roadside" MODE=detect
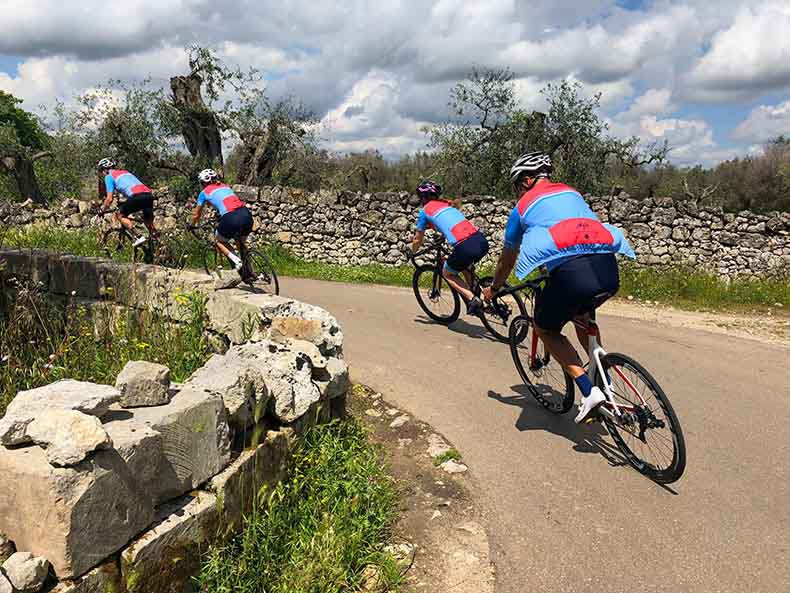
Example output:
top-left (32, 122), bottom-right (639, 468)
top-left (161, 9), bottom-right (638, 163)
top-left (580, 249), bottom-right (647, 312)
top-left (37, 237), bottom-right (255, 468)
top-left (0, 273), bottom-right (212, 415)
top-left (433, 448), bottom-right (462, 466)
top-left (196, 418), bottom-right (403, 593)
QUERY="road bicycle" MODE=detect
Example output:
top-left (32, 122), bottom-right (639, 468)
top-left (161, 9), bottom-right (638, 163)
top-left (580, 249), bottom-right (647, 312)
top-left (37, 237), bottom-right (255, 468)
top-left (97, 209), bottom-right (186, 269)
top-left (409, 238), bottom-right (526, 341)
top-left (500, 276), bottom-right (686, 483)
top-left (187, 224), bottom-right (279, 295)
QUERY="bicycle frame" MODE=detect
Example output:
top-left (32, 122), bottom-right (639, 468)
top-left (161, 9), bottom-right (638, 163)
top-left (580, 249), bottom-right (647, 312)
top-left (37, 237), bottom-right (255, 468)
top-left (499, 278), bottom-right (649, 422)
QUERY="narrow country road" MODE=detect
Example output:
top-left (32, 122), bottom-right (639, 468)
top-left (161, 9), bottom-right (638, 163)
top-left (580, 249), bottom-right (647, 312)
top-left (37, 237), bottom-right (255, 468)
top-left (285, 277), bottom-right (790, 593)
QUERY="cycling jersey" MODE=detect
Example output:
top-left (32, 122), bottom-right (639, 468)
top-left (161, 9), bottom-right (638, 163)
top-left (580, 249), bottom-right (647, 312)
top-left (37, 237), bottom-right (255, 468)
top-left (105, 170), bottom-right (151, 198)
top-left (196, 183), bottom-right (245, 216)
top-left (503, 182), bottom-right (635, 279)
top-left (416, 200), bottom-right (478, 246)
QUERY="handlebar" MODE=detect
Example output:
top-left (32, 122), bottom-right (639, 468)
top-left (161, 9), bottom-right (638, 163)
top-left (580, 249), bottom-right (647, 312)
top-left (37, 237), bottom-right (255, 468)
top-left (492, 274), bottom-right (550, 299)
top-left (408, 238), bottom-right (448, 265)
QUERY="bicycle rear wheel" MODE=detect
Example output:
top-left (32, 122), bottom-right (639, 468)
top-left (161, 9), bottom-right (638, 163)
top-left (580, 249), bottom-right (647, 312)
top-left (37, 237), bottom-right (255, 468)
top-left (244, 249), bottom-right (280, 295)
top-left (508, 315), bottom-right (575, 413)
top-left (154, 235), bottom-right (188, 269)
top-left (596, 353), bottom-right (686, 483)
top-left (478, 277), bottom-right (527, 341)
top-left (101, 228), bottom-right (135, 262)
top-left (202, 245), bottom-right (223, 277)
top-left (412, 265), bottom-right (460, 324)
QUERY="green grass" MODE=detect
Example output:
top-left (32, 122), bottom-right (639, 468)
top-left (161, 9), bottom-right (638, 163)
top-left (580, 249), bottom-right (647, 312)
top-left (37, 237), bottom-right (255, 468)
top-left (3, 226), bottom-right (788, 312)
top-left (196, 418), bottom-right (402, 593)
top-left (0, 277), bottom-right (212, 416)
top-left (618, 263), bottom-right (789, 310)
top-left (433, 448), bottom-right (462, 466)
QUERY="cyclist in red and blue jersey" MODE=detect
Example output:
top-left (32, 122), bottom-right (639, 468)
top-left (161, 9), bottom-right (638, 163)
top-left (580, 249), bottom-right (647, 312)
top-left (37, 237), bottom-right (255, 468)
top-left (97, 158), bottom-right (156, 247)
top-left (409, 181), bottom-right (489, 316)
top-left (483, 152), bottom-right (635, 423)
top-left (190, 169), bottom-right (254, 280)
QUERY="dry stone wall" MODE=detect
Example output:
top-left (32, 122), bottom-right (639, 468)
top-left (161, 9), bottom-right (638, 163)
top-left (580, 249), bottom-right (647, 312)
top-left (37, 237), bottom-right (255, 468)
top-left (3, 185), bottom-right (789, 277)
top-left (0, 250), bottom-right (351, 593)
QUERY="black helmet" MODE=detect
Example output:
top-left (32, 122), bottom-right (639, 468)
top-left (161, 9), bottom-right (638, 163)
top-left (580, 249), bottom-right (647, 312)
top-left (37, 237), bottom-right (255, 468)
top-left (416, 180), bottom-right (443, 200)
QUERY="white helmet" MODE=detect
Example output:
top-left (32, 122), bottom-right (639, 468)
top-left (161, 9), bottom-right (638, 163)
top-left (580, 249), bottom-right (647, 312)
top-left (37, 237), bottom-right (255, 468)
top-left (509, 151), bottom-right (552, 184)
top-left (97, 157), bottom-right (117, 170)
top-left (198, 168), bottom-right (220, 184)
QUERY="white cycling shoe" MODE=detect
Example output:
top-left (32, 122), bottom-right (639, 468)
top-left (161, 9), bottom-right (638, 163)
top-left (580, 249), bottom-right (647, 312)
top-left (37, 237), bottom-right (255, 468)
top-left (132, 235), bottom-right (148, 247)
top-left (574, 386), bottom-right (606, 424)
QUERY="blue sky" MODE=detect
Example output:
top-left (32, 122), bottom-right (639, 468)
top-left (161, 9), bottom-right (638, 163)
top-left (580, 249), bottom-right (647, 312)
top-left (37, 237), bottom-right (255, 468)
top-left (0, 0), bottom-right (788, 166)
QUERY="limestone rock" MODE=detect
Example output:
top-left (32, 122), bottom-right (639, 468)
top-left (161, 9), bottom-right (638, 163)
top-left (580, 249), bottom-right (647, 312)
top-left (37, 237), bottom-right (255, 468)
top-left (50, 560), bottom-right (121, 593)
top-left (115, 361), bottom-right (171, 408)
top-left (102, 386), bottom-right (231, 504)
top-left (121, 492), bottom-right (219, 593)
top-left (0, 380), bottom-right (120, 446)
top-left (26, 410), bottom-right (112, 467)
top-left (208, 430), bottom-right (291, 531)
top-left (2, 552), bottom-right (50, 593)
top-left (427, 434), bottom-right (451, 458)
top-left (440, 460), bottom-right (468, 474)
top-left (318, 357), bottom-right (350, 399)
top-left (184, 353), bottom-right (269, 435)
top-left (0, 533), bottom-right (14, 564)
top-left (0, 573), bottom-right (11, 593)
top-left (226, 341), bottom-right (321, 423)
top-left (0, 445), bottom-right (154, 579)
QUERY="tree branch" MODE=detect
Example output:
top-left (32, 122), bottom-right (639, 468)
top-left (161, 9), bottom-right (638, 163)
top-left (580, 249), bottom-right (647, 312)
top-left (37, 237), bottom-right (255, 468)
top-left (32, 151), bottom-right (54, 163)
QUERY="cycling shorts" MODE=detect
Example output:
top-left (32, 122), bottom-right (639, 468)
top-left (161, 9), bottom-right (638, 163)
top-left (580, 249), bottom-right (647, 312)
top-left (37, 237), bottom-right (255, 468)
top-left (216, 206), bottom-right (253, 241)
top-left (445, 231), bottom-right (489, 274)
top-left (534, 253), bottom-right (619, 331)
top-left (118, 192), bottom-right (154, 220)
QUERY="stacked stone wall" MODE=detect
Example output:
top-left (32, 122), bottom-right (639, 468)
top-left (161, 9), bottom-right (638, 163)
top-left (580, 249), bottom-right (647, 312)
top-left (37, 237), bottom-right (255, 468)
top-left (3, 185), bottom-right (789, 277)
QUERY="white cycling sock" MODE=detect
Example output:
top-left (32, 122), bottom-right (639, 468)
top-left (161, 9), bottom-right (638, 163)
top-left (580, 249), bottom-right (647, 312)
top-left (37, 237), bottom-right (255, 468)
top-left (228, 253), bottom-right (242, 267)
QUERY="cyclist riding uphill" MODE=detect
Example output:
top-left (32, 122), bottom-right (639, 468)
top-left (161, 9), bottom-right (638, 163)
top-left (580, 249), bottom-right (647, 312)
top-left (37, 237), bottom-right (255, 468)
top-left (409, 180), bottom-right (489, 316)
top-left (482, 151), bottom-right (635, 423)
top-left (190, 169), bottom-right (254, 281)
top-left (97, 158), bottom-right (156, 247)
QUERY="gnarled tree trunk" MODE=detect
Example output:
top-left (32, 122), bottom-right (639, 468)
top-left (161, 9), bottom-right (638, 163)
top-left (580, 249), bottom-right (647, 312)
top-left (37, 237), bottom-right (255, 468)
top-left (1, 152), bottom-right (50, 205)
top-left (170, 73), bottom-right (223, 165)
top-left (237, 123), bottom-right (283, 186)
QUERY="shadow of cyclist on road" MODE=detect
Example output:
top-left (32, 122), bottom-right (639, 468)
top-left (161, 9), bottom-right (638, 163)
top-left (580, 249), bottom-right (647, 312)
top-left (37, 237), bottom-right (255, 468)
top-left (487, 386), bottom-right (629, 468)
top-left (412, 315), bottom-right (502, 343)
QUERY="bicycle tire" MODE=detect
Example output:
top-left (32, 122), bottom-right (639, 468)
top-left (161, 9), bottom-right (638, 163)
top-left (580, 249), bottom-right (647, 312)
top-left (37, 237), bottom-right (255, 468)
top-left (154, 235), bottom-right (187, 270)
top-left (508, 315), bottom-right (575, 413)
top-left (202, 245), bottom-right (222, 277)
top-left (596, 352), bottom-right (686, 483)
top-left (100, 228), bottom-right (135, 262)
top-left (412, 264), bottom-right (460, 324)
top-left (478, 276), bottom-right (527, 341)
top-left (245, 249), bottom-right (280, 295)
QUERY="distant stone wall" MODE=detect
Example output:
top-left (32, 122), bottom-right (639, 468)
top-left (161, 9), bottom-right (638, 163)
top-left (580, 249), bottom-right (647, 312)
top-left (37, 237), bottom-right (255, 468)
top-left (3, 185), bottom-right (789, 277)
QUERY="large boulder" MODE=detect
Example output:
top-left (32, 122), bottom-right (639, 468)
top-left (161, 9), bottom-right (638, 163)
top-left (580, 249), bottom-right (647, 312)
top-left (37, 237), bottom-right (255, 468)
top-left (0, 445), bottom-right (154, 579)
top-left (121, 492), bottom-right (219, 593)
top-left (0, 380), bottom-right (120, 446)
top-left (183, 353), bottom-right (269, 437)
top-left (50, 560), bottom-right (122, 593)
top-left (115, 361), bottom-right (171, 408)
top-left (102, 386), bottom-right (231, 504)
top-left (26, 409), bottom-right (113, 467)
top-left (207, 429), bottom-right (292, 532)
top-left (0, 572), bottom-right (11, 593)
top-left (225, 341), bottom-right (321, 423)
top-left (2, 552), bottom-right (50, 593)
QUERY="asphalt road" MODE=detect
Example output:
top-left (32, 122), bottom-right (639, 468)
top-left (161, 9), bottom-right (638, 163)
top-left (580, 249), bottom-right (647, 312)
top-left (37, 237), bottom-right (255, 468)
top-left (286, 277), bottom-right (790, 593)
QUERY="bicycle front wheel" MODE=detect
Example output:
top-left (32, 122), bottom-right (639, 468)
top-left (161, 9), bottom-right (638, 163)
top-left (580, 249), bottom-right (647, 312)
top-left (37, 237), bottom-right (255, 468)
top-left (508, 315), bottom-right (575, 413)
top-left (412, 265), bottom-right (460, 324)
top-left (596, 353), bottom-right (686, 483)
top-left (478, 277), bottom-right (527, 341)
top-left (245, 250), bottom-right (280, 295)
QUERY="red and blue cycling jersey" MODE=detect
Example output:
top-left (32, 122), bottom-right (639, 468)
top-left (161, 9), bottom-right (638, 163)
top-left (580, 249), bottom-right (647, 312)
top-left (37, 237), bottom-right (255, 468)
top-left (105, 170), bottom-right (151, 198)
top-left (196, 183), bottom-right (245, 217)
top-left (504, 182), bottom-right (635, 278)
top-left (416, 200), bottom-right (478, 246)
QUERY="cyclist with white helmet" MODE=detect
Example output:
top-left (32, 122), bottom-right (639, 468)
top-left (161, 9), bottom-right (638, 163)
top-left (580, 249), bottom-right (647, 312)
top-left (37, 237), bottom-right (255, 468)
top-left (483, 151), bottom-right (636, 423)
top-left (97, 158), bottom-right (156, 247)
top-left (190, 169), bottom-right (254, 280)
top-left (409, 180), bottom-right (489, 316)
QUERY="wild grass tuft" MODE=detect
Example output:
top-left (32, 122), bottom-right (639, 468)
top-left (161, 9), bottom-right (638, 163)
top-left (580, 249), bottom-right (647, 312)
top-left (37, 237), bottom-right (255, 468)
top-left (433, 448), bottom-right (462, 466)
top-left (0, 276), bottom-right (211, 416)
top-left (196, 418), bottom-right (402, 593)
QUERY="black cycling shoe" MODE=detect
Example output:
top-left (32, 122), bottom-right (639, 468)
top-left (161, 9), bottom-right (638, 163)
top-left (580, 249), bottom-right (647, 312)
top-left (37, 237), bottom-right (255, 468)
top-left (466, 297), bottom-right (484, 317)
